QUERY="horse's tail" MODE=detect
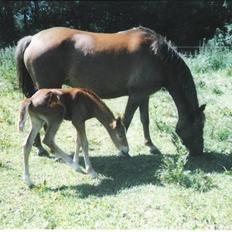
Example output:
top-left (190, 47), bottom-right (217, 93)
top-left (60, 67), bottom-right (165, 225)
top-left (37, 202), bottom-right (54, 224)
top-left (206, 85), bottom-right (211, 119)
top-left (18, 99), bottom-right (31, 132)
top-left (15, 36), bottom-right (36, 98)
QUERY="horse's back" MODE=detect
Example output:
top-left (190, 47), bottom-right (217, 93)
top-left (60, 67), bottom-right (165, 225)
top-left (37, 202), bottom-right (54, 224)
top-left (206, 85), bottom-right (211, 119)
top-left (27, 27), bottom-right (152, 55)
top-left (23, 27), bottom-right (163, 97)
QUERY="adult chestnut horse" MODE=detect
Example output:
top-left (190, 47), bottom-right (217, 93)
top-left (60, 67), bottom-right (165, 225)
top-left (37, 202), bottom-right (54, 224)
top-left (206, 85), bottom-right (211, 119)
top-left (16, 26), bottom-right (205, 156)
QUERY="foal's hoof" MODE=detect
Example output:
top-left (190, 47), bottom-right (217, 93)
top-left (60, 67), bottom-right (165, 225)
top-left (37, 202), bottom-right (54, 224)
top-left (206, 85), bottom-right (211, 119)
top-left (54, 157), bottom-right (64, 163)
top-left (23, 177), bottom-right (35, 188)
top-left (54, 154), bottom-right (73, 163)
top-left (73, 164), bottom-right (86, 174)
top-left (37, 149), bottom-right (50, 157)
top-left (117, 151), bottom-right (131, 158)
top-left (90, 170), bottom-right (98, 179)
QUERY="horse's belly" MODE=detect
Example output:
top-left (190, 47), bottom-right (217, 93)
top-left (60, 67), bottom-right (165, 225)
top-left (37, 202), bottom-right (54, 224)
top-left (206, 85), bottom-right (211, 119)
top-left (68, 70), bottom-right (129, 98)
top-left (67, 55), bottom-right (133, 98)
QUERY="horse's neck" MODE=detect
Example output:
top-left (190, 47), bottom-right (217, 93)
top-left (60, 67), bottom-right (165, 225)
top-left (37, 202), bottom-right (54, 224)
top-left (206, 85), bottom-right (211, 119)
top-left (166, 68), bottom-right (199, 121)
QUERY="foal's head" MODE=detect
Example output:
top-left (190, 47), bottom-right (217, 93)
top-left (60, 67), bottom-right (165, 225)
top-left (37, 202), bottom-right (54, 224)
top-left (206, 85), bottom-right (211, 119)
top-left (109, 117), bottom-right (129, 154)
top-left (176, 104), bottom-right (206, 156)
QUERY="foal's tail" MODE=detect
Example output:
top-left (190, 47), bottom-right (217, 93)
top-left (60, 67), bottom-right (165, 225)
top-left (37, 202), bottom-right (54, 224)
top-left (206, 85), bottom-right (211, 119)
top-left (15, 36), bottom-right (36, 98)
top-left (18, 99), bottom-right (31, 132)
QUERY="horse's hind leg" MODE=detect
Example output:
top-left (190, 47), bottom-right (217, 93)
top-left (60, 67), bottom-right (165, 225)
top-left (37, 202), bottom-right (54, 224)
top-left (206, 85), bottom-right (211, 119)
top-left (139, 97), bottom-right (161, 154)
top-left (23, 117), bottom-right (43, 186)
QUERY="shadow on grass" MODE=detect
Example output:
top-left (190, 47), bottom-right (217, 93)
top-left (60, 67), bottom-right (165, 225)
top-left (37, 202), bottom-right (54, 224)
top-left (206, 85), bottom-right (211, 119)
top-left (186, 151), bottom-right (232, 173)
top-left (45, 153), bottom-right (162, 198)
top-left (0, 160), bottom-right (15, 171)
top-left (44, 151), bottom-right (231, 198)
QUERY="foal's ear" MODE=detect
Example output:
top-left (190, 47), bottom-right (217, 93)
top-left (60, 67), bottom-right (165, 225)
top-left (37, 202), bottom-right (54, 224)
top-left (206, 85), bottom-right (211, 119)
top-left (110, 117), bottom-right (122, 129)
top-left (110, 120), bottom-right (117, 129)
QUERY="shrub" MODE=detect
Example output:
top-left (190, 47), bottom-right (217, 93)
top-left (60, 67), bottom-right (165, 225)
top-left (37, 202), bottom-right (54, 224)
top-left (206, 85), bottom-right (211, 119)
top-left (0, 46), bottom-right (16, 91)
top-left (156, 132), bottom-right (215, 192)
top-left (186, 24), bottom-right (232, 74)
top-left (156, 155), bottom-right (215, 192)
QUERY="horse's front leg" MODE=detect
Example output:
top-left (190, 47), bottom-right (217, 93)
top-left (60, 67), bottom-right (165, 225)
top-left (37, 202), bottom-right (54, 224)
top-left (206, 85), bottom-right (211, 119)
top-left (119, 95), bottom-right (140, 157)
top-left (139, 97), bottom-right (161, 154)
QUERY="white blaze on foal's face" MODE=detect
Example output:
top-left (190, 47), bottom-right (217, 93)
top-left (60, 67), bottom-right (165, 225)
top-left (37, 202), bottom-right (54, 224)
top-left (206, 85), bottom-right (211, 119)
top-left (110, 117), bottom-right (129, 153)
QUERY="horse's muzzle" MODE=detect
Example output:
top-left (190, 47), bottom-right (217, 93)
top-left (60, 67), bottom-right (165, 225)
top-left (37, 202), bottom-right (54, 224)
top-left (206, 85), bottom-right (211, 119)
top-left (189, 147), bottom-right (203, 156)
top-left (121, 146), bottom-right (129, 154)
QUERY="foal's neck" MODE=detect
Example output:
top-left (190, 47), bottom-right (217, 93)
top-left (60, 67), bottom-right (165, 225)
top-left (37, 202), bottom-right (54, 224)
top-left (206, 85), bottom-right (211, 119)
top-left (89, 96), bottom-right (115, 130)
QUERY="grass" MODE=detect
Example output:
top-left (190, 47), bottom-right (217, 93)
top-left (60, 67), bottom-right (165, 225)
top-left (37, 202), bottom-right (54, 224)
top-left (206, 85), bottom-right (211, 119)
top-left (0, 43), bottom-right (232, 229)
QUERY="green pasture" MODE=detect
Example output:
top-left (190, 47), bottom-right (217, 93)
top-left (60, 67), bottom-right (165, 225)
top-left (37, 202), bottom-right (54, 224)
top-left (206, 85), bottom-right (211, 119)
top-left (0, 45), bottom-right (232, 229)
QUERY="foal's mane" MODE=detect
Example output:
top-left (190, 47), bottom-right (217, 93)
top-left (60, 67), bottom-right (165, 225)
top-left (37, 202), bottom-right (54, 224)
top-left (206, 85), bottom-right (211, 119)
top-left (138, 26), bottom-right (199, 111)
top-left (80, 88), bottom-right (115, 118)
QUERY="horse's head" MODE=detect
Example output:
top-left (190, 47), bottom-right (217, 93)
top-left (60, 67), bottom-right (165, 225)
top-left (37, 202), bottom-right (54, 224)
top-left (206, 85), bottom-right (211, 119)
top-left (110, 117), bottom-right (129, 154)
top-left (176, 104), bottom-right (206, 156)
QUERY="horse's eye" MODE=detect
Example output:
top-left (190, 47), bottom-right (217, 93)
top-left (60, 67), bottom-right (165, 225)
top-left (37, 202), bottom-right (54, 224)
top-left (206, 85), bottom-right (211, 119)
top-left (118, 134), bottom-right (123, 139)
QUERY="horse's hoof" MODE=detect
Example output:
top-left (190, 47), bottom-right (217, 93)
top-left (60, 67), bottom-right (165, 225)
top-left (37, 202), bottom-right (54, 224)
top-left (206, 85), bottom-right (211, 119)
top-left (37, 149), bottom-right (50, 157)
top-left (150, 147), bottom-right (161, 155)
top-left (117, 151), bottom-right (131, 158)
top-left (188, 152), bottom-right (202, 157)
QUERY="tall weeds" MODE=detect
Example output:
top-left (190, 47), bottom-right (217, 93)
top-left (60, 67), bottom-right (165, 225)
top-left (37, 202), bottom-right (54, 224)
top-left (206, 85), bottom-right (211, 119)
top-left (156, 133), bottom-right (215, 192)
top-left (186, 24), bottom-right (232, 74)
top-left (0, 46), bottom-right (16, 91)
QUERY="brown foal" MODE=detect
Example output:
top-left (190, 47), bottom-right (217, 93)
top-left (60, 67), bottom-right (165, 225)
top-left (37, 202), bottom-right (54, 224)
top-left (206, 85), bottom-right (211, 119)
top-left (18, 88), bottom-right (129, 186)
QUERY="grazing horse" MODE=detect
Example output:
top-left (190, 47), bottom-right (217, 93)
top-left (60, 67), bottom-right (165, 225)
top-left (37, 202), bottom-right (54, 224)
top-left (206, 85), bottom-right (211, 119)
top-left (16, 26), bottom-right (206, 156)
top-left (18, 88), bottom-right (129, 186)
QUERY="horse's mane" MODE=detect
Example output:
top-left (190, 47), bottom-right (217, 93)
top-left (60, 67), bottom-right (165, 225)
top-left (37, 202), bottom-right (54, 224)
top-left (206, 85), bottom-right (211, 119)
top-left (137, 26), bottom-right (199, 111)
top-left (135, 26), bottom-right (182, 65)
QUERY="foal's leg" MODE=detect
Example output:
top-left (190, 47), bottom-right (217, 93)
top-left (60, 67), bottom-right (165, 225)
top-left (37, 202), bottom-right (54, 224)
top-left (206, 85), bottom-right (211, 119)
top-left (139, 97), bottom-right (161, 154)
top-left (42, 121), bottom-right (76, 168)
top-left (72, 131), bottom-right (85, 174)
top-left (74, 123), bottom-right (97, 178)
top-left (33, 83), bottom-right (62, 157)
top-left (34, 133), bottom-right (49, 157)
top-left (23, 117), bottom-right (43, 186)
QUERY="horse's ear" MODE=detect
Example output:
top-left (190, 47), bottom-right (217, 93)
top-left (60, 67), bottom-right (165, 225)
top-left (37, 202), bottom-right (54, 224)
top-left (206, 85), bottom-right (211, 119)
top-left (199, 104), bottom-right (206, 112)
